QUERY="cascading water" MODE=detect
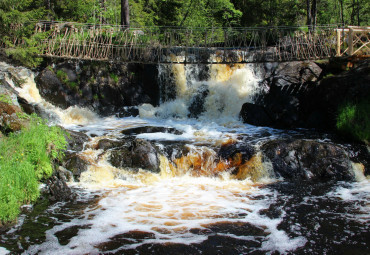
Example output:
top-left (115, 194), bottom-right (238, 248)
top-left (0, 60), bottom-right (369, 255)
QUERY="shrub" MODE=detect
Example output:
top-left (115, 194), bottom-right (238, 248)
top-left (337, 97), bottom-right (370, 144)
top-left (0, 114), bottom-right (67, 223)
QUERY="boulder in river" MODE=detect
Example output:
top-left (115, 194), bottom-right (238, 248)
top-left (261, 139), bottom-right (355, 182)
top-left (107, 138), bottom-right (160, 173)
top-left (46, 175), bottom-right (76, 202)
top-left (132, 139), bottom-right (160, 173)
top-left (63, 152), bottom-right (90, 181)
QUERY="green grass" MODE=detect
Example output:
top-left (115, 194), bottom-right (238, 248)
top-left (0, 114), bottom-right (67, 224)
top-left (337, 97), bottom-right (370, 144)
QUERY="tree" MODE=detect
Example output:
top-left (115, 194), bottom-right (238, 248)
top-left (121, 0), bottom-right (130, 28)
top-left (306, 0), bottom-right (317, 29)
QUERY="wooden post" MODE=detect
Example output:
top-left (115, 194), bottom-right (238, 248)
top-left (348, 27), bottom-right (354, 55)
top-left (336, 29), bottom-right (341, 56)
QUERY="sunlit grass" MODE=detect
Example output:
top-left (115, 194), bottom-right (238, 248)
top-left (337, 97), bottom-right (370, 144)
top-left (0, 114), bottom-right (67, 223)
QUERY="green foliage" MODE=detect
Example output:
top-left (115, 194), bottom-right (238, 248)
top-left (56, 70), bottom-right (68, 83)
top-left (67, 81), bottom-right (78, 90)
top-left (5, 45), bottom-right (43, 68)
top-left (337, 97), bottom-right (370, 144)
top-left (323, 73), bottom-right (334, 79)
top-left (93, 94), bottom-right (99, 100)
top-left (56, 70), bottom-right (79, 90)
top-left (0, 114), bottom-right (67, 223)
top-left (109, 73), bottom-right (119, 83)
top-left (47, 65), bottom-right (54, 72)
top-left (0, 94), bottom-right (12, 104)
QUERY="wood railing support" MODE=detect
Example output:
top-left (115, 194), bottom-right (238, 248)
top-left (348, 27), bottom-right (354, 56)
top-left (336, 29), bottom-right (341, 56)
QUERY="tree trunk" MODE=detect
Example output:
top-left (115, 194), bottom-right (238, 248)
top-left (306, 0), bottom-right (312, 27)
top-left (121, 0), bottom-right (130, 28)
top-left (339, 0), bottom-right (344, 25)
top-left (357, 0), bottom-right (360, 25)
top-left (311, 0), bottom-right (317, 29)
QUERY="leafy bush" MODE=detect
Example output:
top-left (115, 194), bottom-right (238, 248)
top-left (337, 98), bottom-right (370, 144)
top-left (0, 114), bottom-right (67, 223)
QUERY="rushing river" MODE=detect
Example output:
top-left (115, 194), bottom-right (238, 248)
top-left (0, 61), bottom-right (369, 254)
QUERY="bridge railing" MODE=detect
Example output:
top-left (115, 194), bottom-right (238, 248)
top-left (33, 21), bottom-right (343, 63)
top-left (4, 21), bottom-right (368, 63)
top-left (335, 26), bottom-right (370, 56)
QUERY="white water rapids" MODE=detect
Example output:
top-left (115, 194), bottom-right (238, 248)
top-left (0, 61), bottom-right (369, 255)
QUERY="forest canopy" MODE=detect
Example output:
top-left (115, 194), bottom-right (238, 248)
top-left (0, 0), bottom-right (369, 28)
top-left (0, 0), bottom-right (368, 67)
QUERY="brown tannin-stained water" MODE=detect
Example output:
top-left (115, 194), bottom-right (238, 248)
top-left (0, 62), bottom-right (369, 255)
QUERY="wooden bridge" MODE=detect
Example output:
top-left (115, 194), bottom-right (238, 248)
top-left (30, 21), bottom-right (370, 64)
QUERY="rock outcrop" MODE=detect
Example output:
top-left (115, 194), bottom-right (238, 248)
top-left (261, 139), bottom-right (354, 182)
top-left (240, 59), bottom-right (370, 131)
top-left (36, 61), bottom-right (160, 116)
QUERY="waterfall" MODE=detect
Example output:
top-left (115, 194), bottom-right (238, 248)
top-left (0, 62), bottom-right (98, 125)
top-left (140, 61), bottom-right (261, 124)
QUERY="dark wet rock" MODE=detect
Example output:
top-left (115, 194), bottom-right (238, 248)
top-left (242, 59), bottom-right (370, 131)
top-left (63, 128), bottom-right (90, 151)
top-left (188, 85), bottom-right (209, 118)
top-left (57, 166), bottom-right (74, 182)
top-left (205, 221), bottom-right (267, 236)
top-left (132, 139), bottom-right (160, 173)
top-left (55, 225), bottom-right (91, 246)
top-left (97, 138), bottom-right (125, 150)
top-left (239, 103), bottom-right (272, 126)
top-left (116, 106), bottom-right (139, 117)
top-left (46, 176), bottom-right (75, 202)
top-left (109, 145), bottom-right (133, 170)
top-left (36, 69), bottom-right (77, 109)
top-left (36, 61), bottom-right (160, 116)
top-left (300, 59), bottom-right (370, 130)
top-left (346, 144), bottom-right (370, 176)
top-left (121, 126), bottom-right (182, 136)
top-left (108, 138), bottom-right (160, 173)
top-left (218, 142), bottom-right (255, 162)
top-left (34, 105), bottom-right (61, 123)
top-left (96, 231), bottom-right (156, 252)
top-left (17, 96), bottom-right (36, 114)
top-left (63, 152), bottom-right (90, 180)
top-left (156, 141), bottom-right (190, 159)
top-left (263, 61), bottom-right (322, 86)
top-left (261, 139), bottom-right (354, 182)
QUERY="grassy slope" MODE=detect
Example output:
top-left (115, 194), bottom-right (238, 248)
top-left (0, 114), bottom-right (67, 224)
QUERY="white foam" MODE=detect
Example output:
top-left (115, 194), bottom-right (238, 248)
top-left (0, 247), bottom-right (9, 255)
top-left (328, 179), bottom-right (370, 222)
top-left (136, 132), bottom-right (192, 141)
top-left (25, 176), bottom-right (307, 254)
